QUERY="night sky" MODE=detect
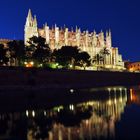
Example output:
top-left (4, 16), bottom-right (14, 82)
top-left (0, 0), bottom-right (140, 61)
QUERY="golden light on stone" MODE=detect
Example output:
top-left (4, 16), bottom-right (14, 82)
top-left (24, 9), bottom-right (125, 71)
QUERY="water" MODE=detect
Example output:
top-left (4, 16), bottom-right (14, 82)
top-left (0, 86), bottom-right (140, 140)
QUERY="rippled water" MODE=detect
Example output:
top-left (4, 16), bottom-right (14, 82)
top-left (0, 86), bottom-right (140, 140)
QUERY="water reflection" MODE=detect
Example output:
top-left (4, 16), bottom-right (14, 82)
top-left (0, 86), bottom-right (140, 140)
top-left (44, 88), bottom-right (127, 140)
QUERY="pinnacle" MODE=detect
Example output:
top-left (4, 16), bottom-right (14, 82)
top-left (27, 9), bottom-right (33, 20)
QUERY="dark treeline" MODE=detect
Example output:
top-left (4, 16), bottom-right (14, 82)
top-left (0, 36), bottom-right (110, 70)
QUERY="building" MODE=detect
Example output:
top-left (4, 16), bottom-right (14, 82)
top-left (24, 9), bottom-right (125, 70)
top-left (127, 62), bottom-right (140, 72)
top-left (0, 39), bottom-right (12, 48)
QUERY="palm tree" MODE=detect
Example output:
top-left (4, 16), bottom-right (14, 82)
top-left (100, 47), bottom-right (110, 65)
top-left (93, 48), bottom-right (110, 70)
top-left (93, 53), bottom-right (103, 65)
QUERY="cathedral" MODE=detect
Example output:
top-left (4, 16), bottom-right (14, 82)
top-left (24, 9), bottom-right (125, 70)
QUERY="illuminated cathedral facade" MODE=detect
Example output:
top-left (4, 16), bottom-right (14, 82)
top-left (24, 9), bottom-right (125, 69)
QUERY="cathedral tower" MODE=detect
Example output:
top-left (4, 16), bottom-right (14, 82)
top-left (24, 9), bottom-right (124, 69)
top-left (24, 9), bottom-right (38, 45)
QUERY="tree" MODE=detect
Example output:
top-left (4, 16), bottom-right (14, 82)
top-left (7, 40), bottom-right (25, 66)
top-left (52, 46), bottom-right (91, 69)
top-left (100, 47), bottom-right (110, 65)
top-left (92, 47), bottom-right (110, 70)
top-left (26, 36), bottom-right (51, 66)
top-left (0, 44), bottom-right (9, 66)
top-left (76, 51), bottom-right (91, 69)
top-left (93, 53), bottom-right (103, 65)
top-left (52, 46), bottom-right (80, 68)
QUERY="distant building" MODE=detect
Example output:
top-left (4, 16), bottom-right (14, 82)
top-left (0, 39), bottom-right (12, 48)
top-left (24, 9), bottom-right (125, 70)
top-left (127, 62), bottom-right (140, 72)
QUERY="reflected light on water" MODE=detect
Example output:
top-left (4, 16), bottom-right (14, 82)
top-left (70, 89), bottom-right (74, 93)
top-left (113, 88), bottom-right (116, 93)
top-left (26, 110), bottom-right (29, 117)
top-left (32, 110), bottom-right (35, 117)
top-left (130, 88), bottom-right (133, 101)
top-left (69, 104), bottom-right (74, 110)
top-left (39, 88), bottom-right (128, 140)
top-left (44, 111), bottom-right (47, 116)
top-left (2, 86), bottom-right (140, 140)
top-left (114, 98), bottom-right (117, 104)
top-left (108, 98), bottom-right (112, 106)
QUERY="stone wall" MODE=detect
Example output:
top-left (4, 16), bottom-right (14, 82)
top-left (0, 67), bottom-right (140, 88)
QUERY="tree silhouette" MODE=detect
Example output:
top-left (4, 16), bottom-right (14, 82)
top-left (53, 46), bottom-right (91, 69)
top-left (93, 48), bottom-right (110, 70)
top-left (76, 51), bottom-right (91, 69)
top-left (100, 47), bottom-right (110, 65)
top-left (7, 40), bottom-right (25, 66)
top-left (52, 46), bottom-right (80, 68)
top-left (93, 53), bottom-right (103, 65)
top-left (0, 44), bottom-right (9, 65)
top-left (26, 36), bottom-right (51, 66)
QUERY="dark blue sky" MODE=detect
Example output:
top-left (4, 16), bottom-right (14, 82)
top-left (0, 0), bottom-right (140, 61)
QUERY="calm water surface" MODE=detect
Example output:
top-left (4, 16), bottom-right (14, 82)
top-left (0, 86), bottom-right (140, 140)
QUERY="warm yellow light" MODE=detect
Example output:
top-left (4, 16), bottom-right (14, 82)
top-left (108, 99), bottom-right (112, 105)
top-left (130, 88), bottom-right (133, 101)
top-left (25, 61), bottom-right (34, 67)
top-left (114, 99), bottom-right (117, 104)
top-left (39, 64), bottom-right (43, 67)
top-left (30, 61), bottom-right (34, 65)
top-left (57, 108), bottom-right (60, 112)
top-left (26, 64), bottom-right (32, 67)
top-left (119, 97), bottom-right (122, 103)
top-left (69, 64), bottom-right (73, 68)
top-left (24, 61), bottom-right (27, 65)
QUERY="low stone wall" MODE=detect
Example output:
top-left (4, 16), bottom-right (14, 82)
top-left (0, 67), bottom-right (140, 88)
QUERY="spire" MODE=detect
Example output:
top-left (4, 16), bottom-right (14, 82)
top-left (106, 30), bottom-right (109, 37)
top-left (44, 22), bottom-right (48, 28)
top-left (25, 9), bottom-right (33, 26)
top-left (27, 9), bottom-right (33, 21)
top-left (106, 29), bottom-right (112, 48)
top-left (71, 27), bottom-right (74, 32)
top-left (76, 26), bottom-right (78, 32)
top-left (52, 25), bottom-right (54, 30)
top-left (100, 30), bottom-right (104, 37)
top-left (78, 28), bottom-right (81, 33)
top-left (101, 30), bottom-right (104, 36)
top-left (93, 30), bottom-right (96, 36)
top-left (86, 30), bottom-right (89, 34)
top-left (64, 24), bottom-right (66, 29)
top-left (109, 29), bottom-right (112, 37)
top-left (55, 23), bottom-right (57, 28)
top-left (33, 15), bottom-right (37, 27)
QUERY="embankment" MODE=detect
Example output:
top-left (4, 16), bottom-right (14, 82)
top-left (0, 67), bottom-right (139, 111)
top-left (0, 67), bottom-right (140, 88)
